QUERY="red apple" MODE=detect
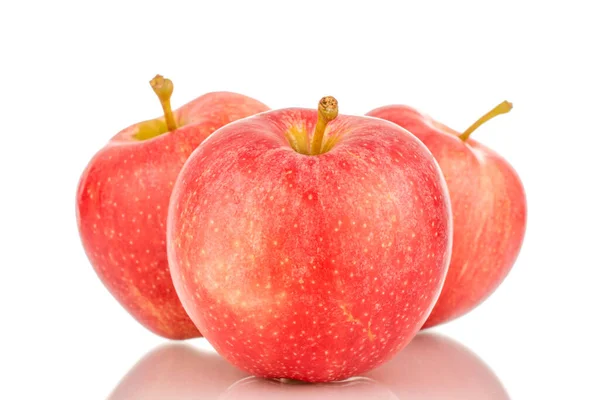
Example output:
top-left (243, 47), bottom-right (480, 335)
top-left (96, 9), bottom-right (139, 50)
top-left (368, 332), bottom-right (510, 399)
top-left (366, 102), bottom-right (526, 328)
top-left (167, 96), bottom-right (453, 382)
top-left (76, 75), bottom-right (269, 339)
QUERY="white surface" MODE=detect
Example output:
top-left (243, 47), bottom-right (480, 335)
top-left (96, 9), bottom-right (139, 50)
top-left (1, 1), bottom-right (598, 399)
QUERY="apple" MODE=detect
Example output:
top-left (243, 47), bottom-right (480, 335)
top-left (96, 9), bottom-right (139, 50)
top-left (76, 75), bottom-right (269, 339)
top-left (166, 96), bottom-right (453, 382)
top-left (366, 102), bottom-right (526, 328)
top-left (368, 332), bottom-right (510, 399)
top-left (107, 343), bottom-right (248, 400)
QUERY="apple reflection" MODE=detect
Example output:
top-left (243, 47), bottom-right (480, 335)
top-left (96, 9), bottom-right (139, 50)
top-left (220, 376), bottom-right (396, 400)
top-left (107, 344), bottom-right (247, 399)
top-left (108, 332), bottom-right (509, 399)
top-left (367, 332), bottom-right (510, 399)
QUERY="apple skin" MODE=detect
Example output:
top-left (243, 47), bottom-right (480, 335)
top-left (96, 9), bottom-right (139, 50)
top-left (76, 92), bottom-right (269, 339)
top-left (166, 107), bottom-right (453, 381)
top-left (366, 105), bottom-right (527, 328)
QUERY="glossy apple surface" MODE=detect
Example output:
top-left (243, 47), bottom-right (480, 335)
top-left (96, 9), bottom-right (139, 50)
top-left (366, 103), bottom-right (526, 328)
top-left (76, 78), bottom-right (269, 339)
top-left (167, 98), bottom-right (452, 381)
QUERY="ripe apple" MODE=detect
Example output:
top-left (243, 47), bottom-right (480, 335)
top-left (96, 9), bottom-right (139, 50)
top-left (167, 96), bottom-right (453, 382)
top-left (76, 75), bottom-right (269, 339)
top-left (368, 332), bottom-right (510, 399)
top-left (366, 102), bottom-right (526, 328)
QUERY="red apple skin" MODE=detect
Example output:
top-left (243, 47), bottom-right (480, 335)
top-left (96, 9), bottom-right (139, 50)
top-left (366, 105), bottom-right (527, 328)
top-left (167, 108), bottom-right (453, 381)
top-left (76, 92), bottom-right (269, 339)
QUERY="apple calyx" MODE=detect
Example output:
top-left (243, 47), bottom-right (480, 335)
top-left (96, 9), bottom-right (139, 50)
top-left (310, 96), bottom-right (339, 155)
top-left (458, 100), bottom-right (512, 142)
top-left (150, 74), bottom-right (178, 132)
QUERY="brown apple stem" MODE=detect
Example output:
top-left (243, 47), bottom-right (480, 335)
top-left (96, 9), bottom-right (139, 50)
top-left (459, 100), bottom-right (513, 141)
top-left (150, 74), bottom-right (178, 132)
top-left (310, 96), bottom-right (339, 155)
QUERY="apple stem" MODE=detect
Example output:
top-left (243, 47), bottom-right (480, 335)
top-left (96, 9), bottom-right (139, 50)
top-left (150, 74), bottom-right (178, 132)
top-left (458, 101), bottom-right (513, 142)
top-left (310, 96), bottom-right (339, 155)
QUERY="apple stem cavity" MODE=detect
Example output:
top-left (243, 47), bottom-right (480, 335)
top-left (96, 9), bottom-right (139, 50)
top-left (150, 74), bottom-right (178, 132)
top-left (458, 100), bottom-right (513, 142)
top-left (310, 96), bottom-right (339, 155)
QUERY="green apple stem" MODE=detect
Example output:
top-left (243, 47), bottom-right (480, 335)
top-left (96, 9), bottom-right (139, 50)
top-left (150, 74), bottom-right (178, 132)
top-left (458, 100), bottom-right (513, 141)
top-left (310, 96), bottom-right (339, 155)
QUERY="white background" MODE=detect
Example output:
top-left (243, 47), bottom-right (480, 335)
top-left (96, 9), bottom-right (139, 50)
top-left (1, 1), bottom-right (599, 399)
